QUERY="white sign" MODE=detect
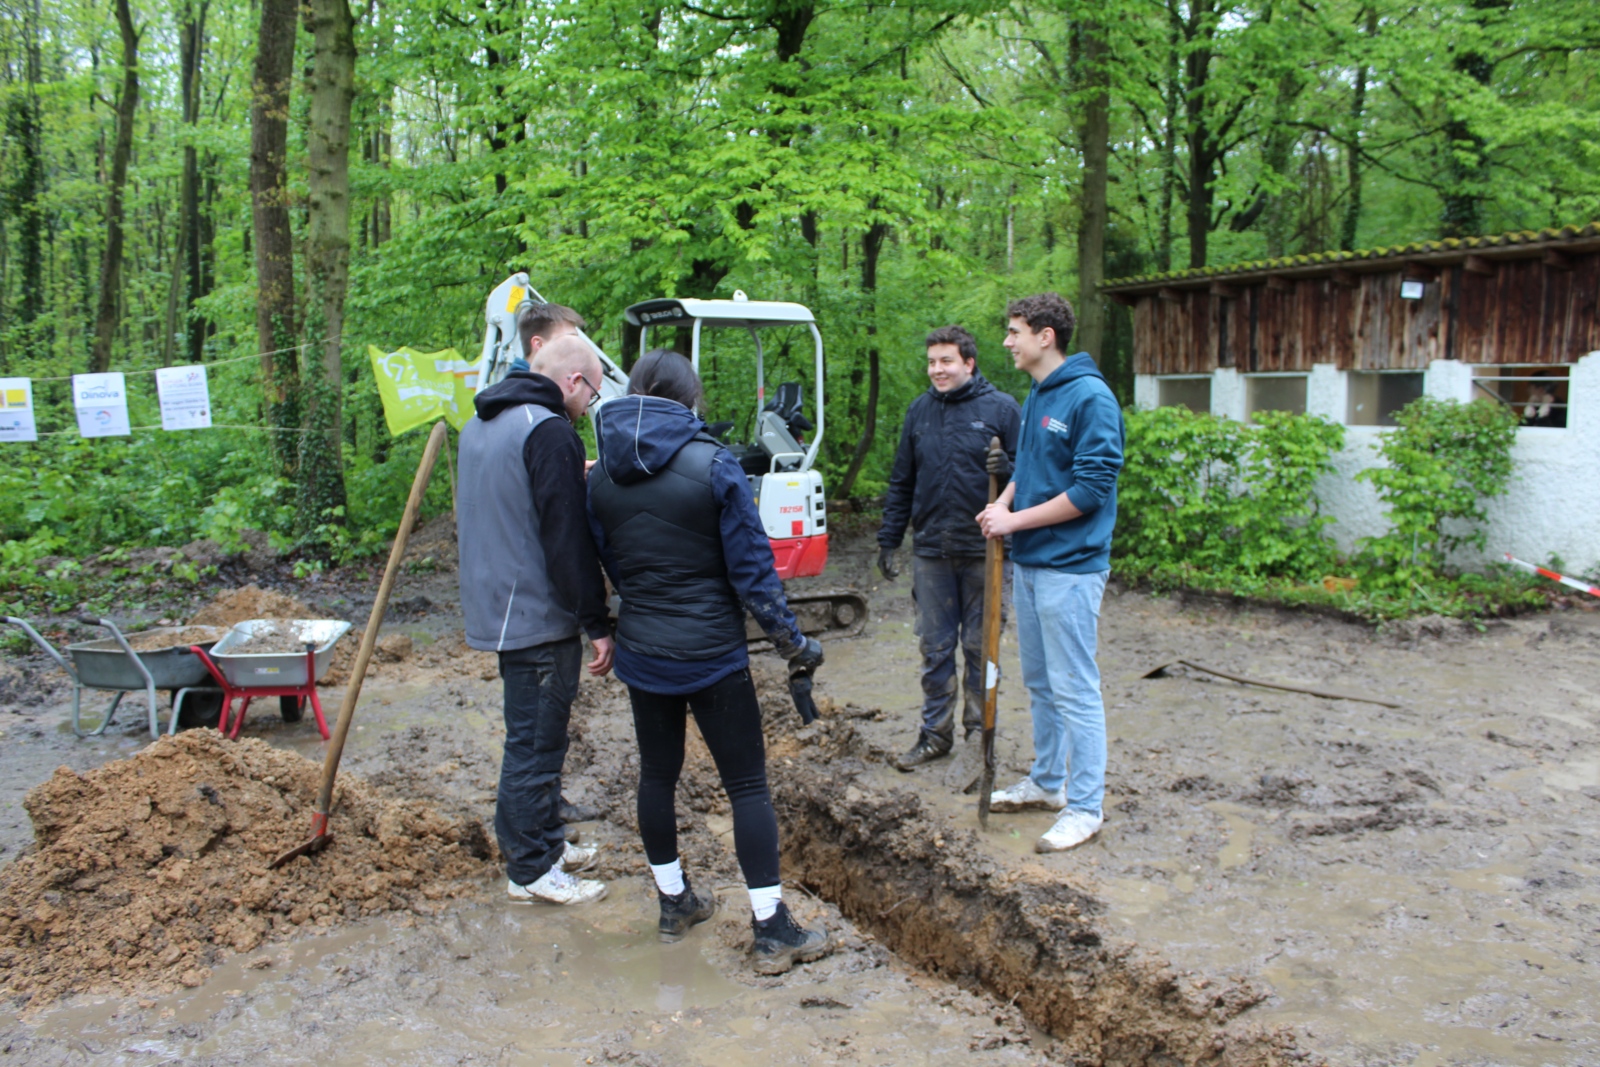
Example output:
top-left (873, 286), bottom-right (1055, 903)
top-left (156, 364), bottom-right (212, 430)
top-left (73, 372), bottom-right (131, 437)
top-left (0, 378), bottom-right (37, 443)
top-left (1400, 280), bottom-right (1425, 300)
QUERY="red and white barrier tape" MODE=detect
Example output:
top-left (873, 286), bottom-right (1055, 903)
top-left (1504, 553), bottom-right (1600, 598)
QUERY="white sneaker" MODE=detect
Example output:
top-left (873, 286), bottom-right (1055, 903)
top-left (507, 865), bottom-right (608, 906)
top-left (988, 777), bottom-right (1067, 813)
top-left (561, 841), bottom-right (600, 873)
top-left (1035, 809), bottom-right (1103, 853)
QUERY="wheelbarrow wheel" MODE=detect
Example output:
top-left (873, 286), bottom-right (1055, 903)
top-left (279, 696), bottom-right (305, 723)
top-left (175, 689), bottom-right (224, 730)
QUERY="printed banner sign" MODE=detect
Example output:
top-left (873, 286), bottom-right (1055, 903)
top-left (368, 346), bottom-right (475, 435)
top-left (155, 364), bottom-right (213, 430)
top-left (0, 378), bottom-right (38, 443)
top-left (72, 372), bottom-right (131, 438)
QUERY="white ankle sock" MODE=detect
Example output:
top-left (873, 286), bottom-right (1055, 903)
top-left (650, 859), bottom-right (685, 896)
top-left (747, 884), bottom-right (782, 921)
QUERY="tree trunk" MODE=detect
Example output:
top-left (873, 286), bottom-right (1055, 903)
top-left (1075, 18), bottom-right (1110, 357)
top-left (296, 0), bottom-right (356, 540)
top-left (838, 219), bottom-right (888, 499)
top-left (1440, 0), bottom-right (1501, 238)
top-left (1339, 7), bottom-right (1374, 252)
top-left (1156, 3), bottom-right (1180, 272)
top-left (89, 0), bottom-right (139, 374)
top-left (251, 0), bottom-right (300, 474)
top-left (7, 0), bottom-right (48, 344)
top-left (179, 1), bottom-right (210, 365)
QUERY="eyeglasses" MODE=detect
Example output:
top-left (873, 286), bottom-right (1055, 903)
top-left (574, 372), bottom-right (601, 408)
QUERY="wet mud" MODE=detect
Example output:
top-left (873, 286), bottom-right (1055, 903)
top-left (0, 523), bottom-right (1596, 1064)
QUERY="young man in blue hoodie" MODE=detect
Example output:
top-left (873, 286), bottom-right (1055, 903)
top-left (977, 292), bottom-right (1124, 853)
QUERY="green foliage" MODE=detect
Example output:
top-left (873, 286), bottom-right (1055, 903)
top-left (1113, 401), bottom-right (1543, 620)
top-left (1116, 407), bottom-right (1344, 582)
top-left (1355, 397), bottom-right (1519, 588)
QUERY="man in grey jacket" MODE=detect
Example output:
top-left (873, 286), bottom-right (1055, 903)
top-left (457, 335), bottom-right (615, 905)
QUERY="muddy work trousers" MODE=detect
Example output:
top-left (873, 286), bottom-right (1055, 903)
top-left (495, 637), bottom-right (581, 886)
top-left (913, 555), bottom-right (1003, 751)
top-left (629, 669), bottom-right (781, 890)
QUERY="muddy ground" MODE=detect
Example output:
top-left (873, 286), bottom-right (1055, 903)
top-left (0, 518), bottom-right (1596, 1065)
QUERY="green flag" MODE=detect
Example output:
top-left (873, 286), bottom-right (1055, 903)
top-left (368, 346), bottom-right (476, 435)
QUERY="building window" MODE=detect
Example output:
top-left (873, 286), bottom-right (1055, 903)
top-left (1246, 374), bottom-right (1307, 421)
top-left (1158, 376), bottom-right (1211, 413)
top-left (1472, 365), bottom-right (1570, 429)
top-left (1347, 371), bottom-right (1424, 426)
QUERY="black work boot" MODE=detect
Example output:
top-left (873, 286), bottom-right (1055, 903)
top-left (658, 877), bottom-right (717, 943)
top-left (750, 902), bottom-right (832, 975)
top-left (893, 734), bottom-right (951, 772)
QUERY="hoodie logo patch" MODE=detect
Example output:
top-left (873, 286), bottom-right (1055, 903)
top-left (1043, 417), bottom-right (1069, 435)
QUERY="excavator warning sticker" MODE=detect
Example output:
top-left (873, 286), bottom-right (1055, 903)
top-left (506, 286), bottom-right (526, 313)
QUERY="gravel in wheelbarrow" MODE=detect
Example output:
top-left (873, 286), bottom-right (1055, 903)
top-left (209, 619), bottom-right (353, 688)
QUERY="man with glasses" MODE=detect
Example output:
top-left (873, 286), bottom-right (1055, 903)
top-left (457, 334), bottom-right (616, 905)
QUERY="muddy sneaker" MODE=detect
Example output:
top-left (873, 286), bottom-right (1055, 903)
top-left (659, 877), bottom-right (717, 943)
top-left (507, 865), bottom-right (608, 906)
top-left (893, 735), bottom-right (951, 772)
top-left (988, 777), bottom-right (1067, 812)
top-left (750, 902), bottom-right (832, 975)
top-left (561, 841), bottom-right (600, 873)
top-left (1035, 809), bottom-right (1104, 853)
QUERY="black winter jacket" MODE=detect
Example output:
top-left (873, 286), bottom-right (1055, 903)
top-left (878, 373), bottom-right (1022, 560)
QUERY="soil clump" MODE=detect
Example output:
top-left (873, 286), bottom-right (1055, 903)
top-left (0, 731), bottom-right (494, 1008)
top-left (188, 586), bottom-right (313, 629)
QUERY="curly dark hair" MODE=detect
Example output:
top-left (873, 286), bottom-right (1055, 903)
top-left (925, 325), bottom-right (979, 369)
top-left (1006, 293), bottom-right (1076, 353)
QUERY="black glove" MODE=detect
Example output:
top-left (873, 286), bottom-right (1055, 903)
top-left (877, 546), bottom-right (899, 581)
top-left (986, 444), bottom-right (1011, 480)
top-left (784, 635), bottom-right (824, 672)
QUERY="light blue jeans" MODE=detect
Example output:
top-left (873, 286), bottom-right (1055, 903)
top-left (1014, 564), bottom-right (1108, 816)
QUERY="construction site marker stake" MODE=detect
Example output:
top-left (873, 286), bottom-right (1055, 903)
top-left (1503, 553), bottom-right (1600, 598)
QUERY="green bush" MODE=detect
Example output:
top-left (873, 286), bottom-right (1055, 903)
top-left (1355, 396), bottom-right (1519, 588)
top-left (1116, 406), bottom-right (1344, 584)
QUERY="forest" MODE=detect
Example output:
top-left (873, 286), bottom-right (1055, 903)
top-left (2, 0), bottom-right (1598, 556)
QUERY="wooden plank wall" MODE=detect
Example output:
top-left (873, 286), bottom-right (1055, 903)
top-left (1132, 253), bottom-right (1600, 375)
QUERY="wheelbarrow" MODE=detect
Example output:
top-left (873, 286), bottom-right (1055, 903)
top-left (3, 616), bottom-right (227, 739)
top-left (189, 618), bottom-right (352, 740)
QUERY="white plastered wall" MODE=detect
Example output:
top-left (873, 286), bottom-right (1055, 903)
top-left (1133, 350), bottom-right (1600, 574)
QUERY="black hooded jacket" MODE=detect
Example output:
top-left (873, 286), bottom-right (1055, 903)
top-left (877, 372), bottom-right (1023, 559)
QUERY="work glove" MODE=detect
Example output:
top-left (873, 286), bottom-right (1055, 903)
top-left (877, 546), bottom-right (899, 581)
top-left (985, 443), bottom-right (1011, 480)
top-left (781, 635), bottom-right (824, 672)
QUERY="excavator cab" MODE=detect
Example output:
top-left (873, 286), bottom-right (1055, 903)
top-left (622, 291), bottom-right (829, 579)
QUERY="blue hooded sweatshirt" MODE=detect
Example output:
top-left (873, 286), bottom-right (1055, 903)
top-left (1010, 353), bottom-right (1125, 573)
top-left (586, 395), bottom-right (805, 694)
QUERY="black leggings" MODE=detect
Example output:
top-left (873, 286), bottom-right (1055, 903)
top-left (629, 669), bottom-right (780, 889)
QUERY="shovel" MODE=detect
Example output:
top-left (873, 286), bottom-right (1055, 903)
top-left (271, 421), bottom-right (448, 869)
top-left (977, 437), bottom-right (1005, 829)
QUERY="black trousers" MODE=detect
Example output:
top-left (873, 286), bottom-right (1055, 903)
top-left (628, 669), bottom-right (780, 889)
top-left (496, 637), bottom-right (581, 885)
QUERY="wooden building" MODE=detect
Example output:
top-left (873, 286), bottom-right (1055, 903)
top-left (1100, 224), bottom-right (1600, 573)
top-left (1103, 223), bottom-right (1600, 428)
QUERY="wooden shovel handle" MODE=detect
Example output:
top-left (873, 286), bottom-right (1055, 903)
top-left (312, 421), bottom-right (448, 817)
top-left (980, 437), bottom-right (1005, 732)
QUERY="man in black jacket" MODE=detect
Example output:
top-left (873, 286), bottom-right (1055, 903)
top-left (457, 335), bottom-right (615, 905)
top-left (878, 325), bottom-right (1022, 770)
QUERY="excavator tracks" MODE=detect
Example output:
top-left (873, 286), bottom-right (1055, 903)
top-left (746, 590), bottom-right (868, 648)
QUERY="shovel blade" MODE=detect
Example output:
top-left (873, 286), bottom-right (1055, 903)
top-left (269, 833), bottom-right (333, 870)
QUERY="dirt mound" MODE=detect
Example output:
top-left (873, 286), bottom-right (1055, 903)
top-left (189, 585), bottom-right (313, 629)
top-left (0, 731), bottom-right (494, 1008)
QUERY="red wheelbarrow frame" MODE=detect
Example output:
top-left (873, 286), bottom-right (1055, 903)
top-left (188, 644), bottom-right (331, 741)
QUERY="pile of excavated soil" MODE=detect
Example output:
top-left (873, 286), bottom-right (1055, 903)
top-left (225, 621), bottom-right (347, 655)
top-left (0, 731), bottom-right (494, 1008)
top-left (188, 585), bottom-right (313, 629)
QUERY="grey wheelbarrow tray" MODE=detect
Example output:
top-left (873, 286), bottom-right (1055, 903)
top-left (208, 619), bottom-right (352, 687)
top-left (2, 616), bottom-right (225, 738)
